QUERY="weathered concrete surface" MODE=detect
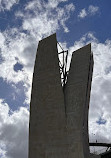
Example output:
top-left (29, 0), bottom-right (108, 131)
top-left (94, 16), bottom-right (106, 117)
top-left (28, 34), bottom-right (93, 158)
top-left (28, 34), bottom-right (67, 158)
top-left (64, 44), bottom-right (93, 158)
top-left (90, 153), bottom-right (101, 158)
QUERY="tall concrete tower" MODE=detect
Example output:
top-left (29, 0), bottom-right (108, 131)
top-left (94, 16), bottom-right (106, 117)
top-left (28, 33), bottom-right (93, 158)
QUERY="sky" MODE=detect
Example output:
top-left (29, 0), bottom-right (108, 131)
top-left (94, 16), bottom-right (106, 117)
top-left (0, 0), bottom-right (111, 157)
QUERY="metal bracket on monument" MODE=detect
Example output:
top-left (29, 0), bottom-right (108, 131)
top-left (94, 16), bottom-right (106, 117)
top-left (57, 42), bottom-right (69, 89)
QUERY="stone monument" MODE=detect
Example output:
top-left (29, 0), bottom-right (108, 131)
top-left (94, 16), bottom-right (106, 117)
top-left (28, 33), bottom-right (93, 158)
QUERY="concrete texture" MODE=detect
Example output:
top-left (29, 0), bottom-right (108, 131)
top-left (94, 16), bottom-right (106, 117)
top-left (64, 44), bottom-right (93, 158)
top-left (28, 34), bottom-right (67, 158)
top-left (90, 154), bottom-right (101, 158)
top-left (28, 34), bottom-right (93, 158)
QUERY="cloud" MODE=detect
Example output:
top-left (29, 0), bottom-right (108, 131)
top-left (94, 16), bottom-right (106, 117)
top-left (25, 0), bottom-right (68, 10)
top-left (78, 5), bottom-right (99, 19)
top-left (0, 0), bottom-right (19, 11)
top-left (78, 8), bottom-right (87, 18)
top-left (88, 5), bottom-right (99, 15)
top-left (47, 0), bottom-right (67, 8)
top-left (0, 99), bottom-right (29, 158)
top-left (22, 1), bottom-right (75, 35)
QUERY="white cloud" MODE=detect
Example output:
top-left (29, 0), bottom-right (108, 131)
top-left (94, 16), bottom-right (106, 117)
top-left (0, 0), bottom-right (19, 11)
top-left (45, 0), bottom-right (68, 9)
top-left (0, 29), bottom-right (37, 104)
top-left (22, 1), bottom-right (75, 35)
top-left (0, 32), bottom-right (5, 46)
top-left (0, 99), bottom-right (29, 158)
top-left (78, 5), bottom-right (99, 19)
top-left (88, 5), bottom-right (99, 15)
top-left (57, 3), bottom-right (75, 32)
top-left (0, 29), bottom-right (34, 84)
top-left (24, 0), bottom-right (69, 11)
top-left (78, 8), bottom-right (87, 18)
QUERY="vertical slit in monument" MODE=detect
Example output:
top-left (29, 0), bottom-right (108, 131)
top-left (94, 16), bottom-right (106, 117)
top-left (57, 42), bottom-right (69, 117)
top-left (57, 42), bottom-right (69, 90)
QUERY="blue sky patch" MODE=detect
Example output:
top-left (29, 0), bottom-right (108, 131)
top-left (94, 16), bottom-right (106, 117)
top-left (14, 62), bottom-right (23, 72)
top-left (96, 117), bottom-right (107, 125)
